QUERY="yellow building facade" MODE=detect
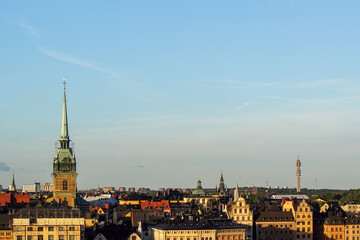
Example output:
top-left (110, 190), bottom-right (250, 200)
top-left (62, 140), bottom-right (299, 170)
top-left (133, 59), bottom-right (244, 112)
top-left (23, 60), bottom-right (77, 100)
top-left (12, 208), bottom-right (85, 240)
top-left (151, 223), bottom-right (245, 240)
top-left (0, 230), bottom-right (11, 240)
top-left (345, 217), bottom-right (360, 240)
top-left (183, 196), bottom-right (217, 209)
top-left (294, 200), bottom-right (313, 240)
top-left (227, 196), bottom-right (253, 240)
top-left (256, 211), bottom-right (296, 240)
top-left (12, 218), bottom-right (84, 240)
top-left (282, 199), bottom-right (313, 239)
top-left (323, 219), bottom-right (344, 240)
top-left (119, 200), bottom-right (141, 206)
top-left (341, 204), bottom-right (360, 214)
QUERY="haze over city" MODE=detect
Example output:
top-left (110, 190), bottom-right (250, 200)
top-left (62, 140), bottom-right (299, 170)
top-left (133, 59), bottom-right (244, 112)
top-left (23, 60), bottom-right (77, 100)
top-left (1, 1), bottom-right (360, 190)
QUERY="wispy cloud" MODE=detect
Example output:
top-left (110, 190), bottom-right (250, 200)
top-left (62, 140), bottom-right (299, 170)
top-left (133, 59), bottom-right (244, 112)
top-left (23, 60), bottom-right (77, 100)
top-left (263, 96), bottom-right (282, 100)
top-left (262, 96), bottom-right (328, 105)
top-left (228, 102), bottom-right (250, 111)
top-left (18, 22), bottom-right (42, 40)
top-left (8, 19), bottom-right (119, 78)
top-left (206, 79), bottom-right (278, 89)
top-left (38, 46), bottom-right (120, 77)
top-left (289, 79), bottom-right (342, 89)
top-left (0, 16), bottom-right (42, 40)
top-left (0, 162), bottom-right (10, 172)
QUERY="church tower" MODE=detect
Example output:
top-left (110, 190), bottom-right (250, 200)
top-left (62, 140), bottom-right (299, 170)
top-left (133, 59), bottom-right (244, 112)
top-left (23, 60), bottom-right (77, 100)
top-left (296, 156), bottom-right (301, 193)
top-left (218, 172), bottom-right (227, 196)
top-left (52, 78), bottom-right (77, 207)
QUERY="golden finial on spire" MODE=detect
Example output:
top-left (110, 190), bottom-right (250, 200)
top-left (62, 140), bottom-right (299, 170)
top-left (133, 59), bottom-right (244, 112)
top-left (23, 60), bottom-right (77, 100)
top-left (63, 77), bottom-right (66, 89)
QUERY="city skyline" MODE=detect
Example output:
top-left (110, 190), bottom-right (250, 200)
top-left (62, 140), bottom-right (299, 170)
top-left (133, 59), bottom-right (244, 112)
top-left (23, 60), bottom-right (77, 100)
top-left (1, 1), bottom-right (360, 189)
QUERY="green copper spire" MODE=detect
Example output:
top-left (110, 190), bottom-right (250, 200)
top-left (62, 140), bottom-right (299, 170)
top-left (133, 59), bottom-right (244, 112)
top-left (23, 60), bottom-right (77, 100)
top-left (60, 78), bottom-right (70, 148)
top-left (53, 78), bottom-right (76, 173)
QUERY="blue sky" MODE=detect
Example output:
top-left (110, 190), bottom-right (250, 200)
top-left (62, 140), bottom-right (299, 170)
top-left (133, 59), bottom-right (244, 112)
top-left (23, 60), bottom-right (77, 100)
top-left (1, 1), bottom-right (360, 190)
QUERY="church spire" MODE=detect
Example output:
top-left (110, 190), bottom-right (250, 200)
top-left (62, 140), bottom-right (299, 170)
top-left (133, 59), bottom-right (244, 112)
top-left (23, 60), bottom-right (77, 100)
top-left (60, 78), bottom-right (70, 148)
top-left (10, 171), bottom-right (16, 192)
top-left (234, 183), bottom-right (239, 202)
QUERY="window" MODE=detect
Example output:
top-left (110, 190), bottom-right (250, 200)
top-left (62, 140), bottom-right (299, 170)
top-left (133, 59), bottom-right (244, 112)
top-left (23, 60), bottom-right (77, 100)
top-left (59, 236), bottom-right (65, 240)
top-left (27, 236), bottom-right (32, 240)
top-left (48, 227), bottom-right (54, 231)
top-left (38, 236), bottom-right (43, 240)
top-left (63, 180), bottom-right (68, 190)
top-left (59, 227), bottom-right (65, 231)
top-left (17, 237), bottom-right (22, 240)
top-left (69, 227), bottom-right (75, 231)
top-left (69, 236), bottom-right (75, 240)
top-left (48, 235), bottom-right (54, 240)
top-left (38, 227), bottom-right (43, 231)
top-left (132, 236), bottom-right (136, 240)
top-left (27, 227), bottom-right (33, 231)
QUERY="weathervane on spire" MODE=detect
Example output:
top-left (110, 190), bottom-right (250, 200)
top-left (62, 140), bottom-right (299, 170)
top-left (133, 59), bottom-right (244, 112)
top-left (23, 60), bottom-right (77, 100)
top-left (63, 77), bottom-right (66, 90)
